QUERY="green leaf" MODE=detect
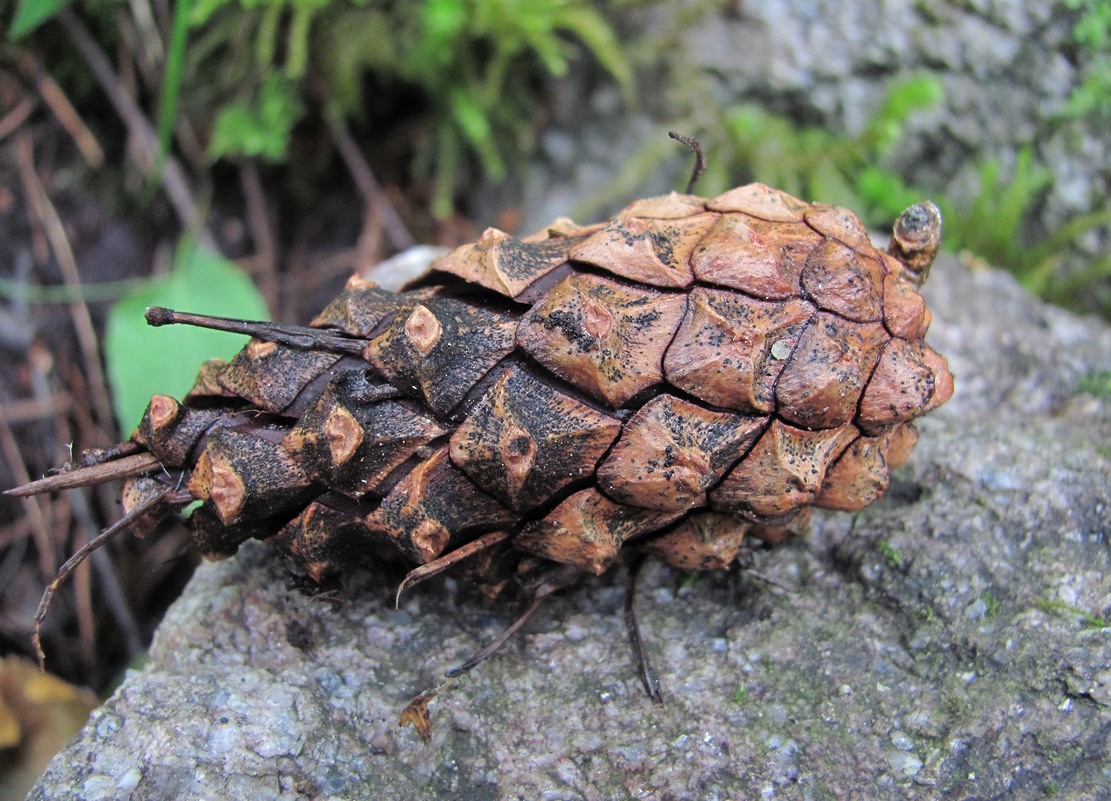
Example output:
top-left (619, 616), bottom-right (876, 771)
top-left (208, 74), bottom-right (303, 162)
top-left (9, 0), bottom-right (72, 38)
top-left (447, 86), bottom-right (505, 179)
top-left (105, 245), bottom-right (269, 432)
top-left (856, 165), bottom-right (924, 223)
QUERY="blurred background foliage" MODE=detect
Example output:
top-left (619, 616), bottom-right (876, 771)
top-left (14, 0), bottom-right (633, 218)
top-left (6, 0), bottom-right (1110, 338)
top-left (0, 0), bottom-right (1108, 788)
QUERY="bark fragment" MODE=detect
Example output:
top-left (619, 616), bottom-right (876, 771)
top-left (188, 427), bottom-right (313, 526)
top-left (691, 214), bottom-right (821, 299)
top-left (364, 296), bottom-right (518, 417)
top-left (705, 182), bottom-right (809, 222)
top-left (645, 512), bottom-right (751, 571)
top-left (219, 341), bottom-right (341, 414)
top-left (815, 434), bottom-right (890, 511)
top-left (133, 395), bottom-right (222, 466)
top-left (310, 276), bottom-right (403, 336)
top-left (569, 210), bottom-right (717, 288)
top-left (775, 313), bottom-right (888, 429)
top-left (363, 448), bottom-right (514, 564)
top-left (801, 238), bottom-right (885, 323)
top-left (283, 370), bottom-right (446, 497)
top-left (710, 420), bottom-right (859, 517)
top-left (431, 227), bottom-right (581, 298)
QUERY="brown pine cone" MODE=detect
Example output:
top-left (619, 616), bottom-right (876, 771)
top-left (114, 184), bottom-right (951, 589)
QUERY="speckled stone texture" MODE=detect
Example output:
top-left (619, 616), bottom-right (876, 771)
top-left (29, 254), bottom-right (1111, 799)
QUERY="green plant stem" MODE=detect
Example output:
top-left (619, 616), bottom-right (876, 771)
top-left (255, 3), bottom-right (280, 69)
top-left (0, 276), bottom-right (159, 304)
top-left (155, 0), bottom-right (192, 187)
top-left (286, 3), bottom-right (314, 79)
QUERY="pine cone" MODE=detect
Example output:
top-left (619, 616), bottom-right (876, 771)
top-left (119, 184), bottom-right (951, 588)
top-left (13, 182), bottom-right (952, 624)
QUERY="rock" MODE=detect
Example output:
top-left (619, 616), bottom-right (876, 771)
top-left (28, 253), bottom-right (1111, 799)
top-left (481, 1), bottom-right (1108, 314)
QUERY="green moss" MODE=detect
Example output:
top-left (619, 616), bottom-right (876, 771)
top-left (1035, 597), bottom-right (1109, 629)
top-left (1076, 370), bottom-right (1111, 398)
top-left (14, 0), bottom-right (632, 219)
top-left (982, 591), bottom-right (1000, 621)
top-left (679, 572), bottom-right (703, 591)
top-left (877, 540), bottom-right (904, 569)
top-left (1063, 0), bottom-right (1111, 119)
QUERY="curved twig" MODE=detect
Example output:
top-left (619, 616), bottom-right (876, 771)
top-left (668, 130), bottom-right (706, 194)
top-left (32, 485), bottom-right (192, 668)
top-left (395, 530), bottom-right (510, 608)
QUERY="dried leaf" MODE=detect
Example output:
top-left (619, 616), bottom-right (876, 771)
top-left (398, 689), bottom-right (437, 743)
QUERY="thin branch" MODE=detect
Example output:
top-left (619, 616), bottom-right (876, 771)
top-left (240, 161), bottom-right (279, 313)
top-left (145, 306), bottom-right (367, 355)
top-left (624, 554), bottom-right (662, 703)
top-left (324, 108), bottom-right (415, 252)
top-left (395, 530), bottom-right (510, 607)
top-left (14, 49), bottom-right (104, 167)
top-left (355, 205), bottom-right (384, 276)
top-left (0, 394), bottom-right (71, 425)
top-left (58, 9), bottom-right (215, 250)
top-left (15, 129), bottom-right (116, 434)
top-left (445, 564), bottom-right (582, 678)
top-left (445, 595), bottom-right (545, 679)
top-left (32, 486), bottom-right (189, 668)
top-left (668, 130), bottom-right (706, 194)
top-left (0, 398), bottom-right (56, 582)
top-left (68, 487), bottom-right (144, 660)
top-left (68, 493), bottom-right (96, 666)
top-left (5, 452), bottom-right (163, 497)
top-left (14, 137), bottom-right (49, 264)
top-left (0, 93), bottom-right (36, 142)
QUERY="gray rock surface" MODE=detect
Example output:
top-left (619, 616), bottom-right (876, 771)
top-left (29, 253), bottom-right (1111, 799)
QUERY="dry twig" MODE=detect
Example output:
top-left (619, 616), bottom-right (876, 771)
top-left (14, 129), bottom-right (116, 436)
top-left (13, 49), bottom-right (104, 167)
top-left (0, 92), bottom-right (36, 142)
top-left (240, 161), bottom-right (279, 313)
top-left (324, 108), bottom-right (416, 253)
top-left (5, 453), bottom-right (163, 498)
top-left (68, 487), bottom-right (143, 663)
top-left (58, 9), bottom-right (215, 249)
top-left (0, 394), bottom-right (71, 425)
top-left (0, 408), bottom-right (55, 583)
top-left (31, 486), bottom-right (189, 667)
